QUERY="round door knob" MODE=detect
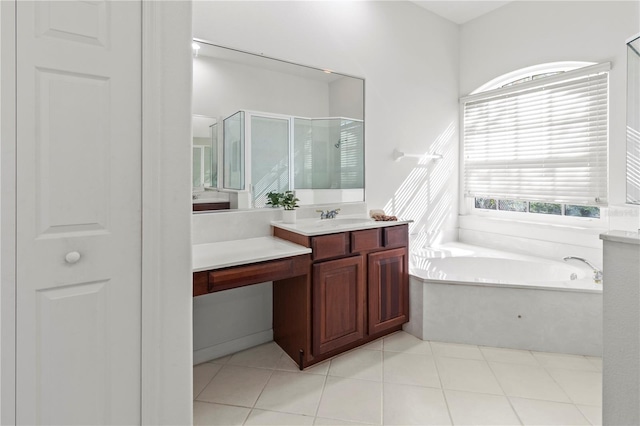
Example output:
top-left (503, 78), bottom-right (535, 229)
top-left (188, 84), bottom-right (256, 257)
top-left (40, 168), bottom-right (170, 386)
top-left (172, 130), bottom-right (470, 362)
top-left (65, 251), bottom-right (81, 264)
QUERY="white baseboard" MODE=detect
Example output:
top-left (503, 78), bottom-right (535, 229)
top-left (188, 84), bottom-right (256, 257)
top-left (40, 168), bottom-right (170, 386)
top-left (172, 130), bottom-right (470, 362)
top-left (193, 329), bottom-right (273, 365)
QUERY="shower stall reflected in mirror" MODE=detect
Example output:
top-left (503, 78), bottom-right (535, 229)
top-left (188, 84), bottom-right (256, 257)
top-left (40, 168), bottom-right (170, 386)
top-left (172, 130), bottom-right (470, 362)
top-left (251, 114), bottom-right (291, 208)
top-left (293, 117), bottom-right (364, 203)
top-left (222, 110), bottom-right (364, 208)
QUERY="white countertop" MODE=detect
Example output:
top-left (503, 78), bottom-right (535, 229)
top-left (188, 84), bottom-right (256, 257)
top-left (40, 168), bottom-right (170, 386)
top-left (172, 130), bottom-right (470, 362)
top-left (272, 215), bottom-right (412, 237)
top-left (600, 230), bottom-right (640, 245)
top-left (193, 236), bottom-right (311, 272)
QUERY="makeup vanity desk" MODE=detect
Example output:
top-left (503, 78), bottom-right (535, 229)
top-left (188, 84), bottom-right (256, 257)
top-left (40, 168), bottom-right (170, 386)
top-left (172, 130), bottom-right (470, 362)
top-left (192, 236), bottom-right (311, 295)
top-left (192, 219), bottom-right (410, 369)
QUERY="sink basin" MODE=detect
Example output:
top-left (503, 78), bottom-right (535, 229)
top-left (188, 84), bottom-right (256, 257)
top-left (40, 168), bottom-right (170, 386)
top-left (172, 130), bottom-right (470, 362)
top-left (315, 217), bottom-right (374, 227)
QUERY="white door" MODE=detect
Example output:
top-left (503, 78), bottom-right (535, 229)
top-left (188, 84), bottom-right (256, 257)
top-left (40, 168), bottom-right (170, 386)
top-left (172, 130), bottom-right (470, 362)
top-left (15, 1), bottom-right (142, 424)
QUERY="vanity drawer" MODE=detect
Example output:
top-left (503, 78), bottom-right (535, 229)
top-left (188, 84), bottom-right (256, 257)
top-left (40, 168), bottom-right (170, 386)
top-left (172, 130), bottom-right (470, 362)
top-left (351, 228), bottom-right (381, 253)
top-left (312, 233), bottom-right (350, 261)
top-left (208, 255), bottom-right (310, 292)
top-left (383, 224), bottom-right (408, 248)
top-left (193, 202), bottom-right (231, 211)
top-left (193, 272), bottom-right (209, 297)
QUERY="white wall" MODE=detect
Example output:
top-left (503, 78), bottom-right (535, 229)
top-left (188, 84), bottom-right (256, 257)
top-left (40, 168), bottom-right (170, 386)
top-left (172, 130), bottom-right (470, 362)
top-left (140, 2), bottom-right (194, 423)
top-left (328, 77), bottom-right (364, 119)
top-left (0, 1), bottom-right (16, 422)
top-left (193, 56), bottom-right (331, 119)
top-left (193, 0), bottom-right (460, 238)
top-left (191, 1), bottom-right (460, 361)
top-left (458, 1), bottom-right (640, 260)
top-left (601, 235), bottom-right (640, 425)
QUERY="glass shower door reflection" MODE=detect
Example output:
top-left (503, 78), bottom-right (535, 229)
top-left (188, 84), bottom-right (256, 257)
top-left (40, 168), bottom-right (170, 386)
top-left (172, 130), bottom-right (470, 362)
top-left (223, 111), bottom-right (245, 190)
top-left (250, 115), bottom-right (290, 207)
top-left (627, 36), bottom-right (640, 204)
top-left (293, 117), bottom-right (363, 190)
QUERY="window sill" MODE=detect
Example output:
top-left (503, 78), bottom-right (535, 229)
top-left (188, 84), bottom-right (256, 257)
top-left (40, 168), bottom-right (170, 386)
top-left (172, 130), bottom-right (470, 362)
top-left (458, 215), bottom-right (606, 249)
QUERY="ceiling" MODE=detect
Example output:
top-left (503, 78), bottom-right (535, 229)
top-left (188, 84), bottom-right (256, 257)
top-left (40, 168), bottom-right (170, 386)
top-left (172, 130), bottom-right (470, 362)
top-left (411, 1), bottom-right (512, 25)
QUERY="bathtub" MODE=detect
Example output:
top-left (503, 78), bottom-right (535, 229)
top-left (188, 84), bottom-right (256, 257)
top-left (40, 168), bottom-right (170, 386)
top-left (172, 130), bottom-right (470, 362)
top-left (405, 242), bottom-right (603, 356)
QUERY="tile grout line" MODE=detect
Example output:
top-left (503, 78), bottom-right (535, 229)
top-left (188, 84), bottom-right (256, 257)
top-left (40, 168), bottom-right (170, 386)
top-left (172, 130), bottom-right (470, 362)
top-left (427, 340), bottom-right (445, 391)
top-left (312, 359), bottom-right (331, 420)
top-left (192, 355), bottom-right (231, 402)
top-left (540, 362), bottom-right (587, 406)
top-left (240, 409), bottom-right (251, 426)
top-left (429, 340), bottom-right (455, 426)
top-left (575, 404), bottom-right (601, 426)
top-left (537, 357), bottom-right (601, 422)
top-left (381, 344), bottom-right (385, 426)
top-left (241, 361), bottom-right (279, 425)
top-left (485, 352), bottom-right (596, 424)
top-left (483, 352), bottom-right (525, 426)
top-left (239, 353), bottom-right (281, 423)
top-left (193, 361), bottom-right (226, 401)
top-left (439, 388), bottom-right (455, 425)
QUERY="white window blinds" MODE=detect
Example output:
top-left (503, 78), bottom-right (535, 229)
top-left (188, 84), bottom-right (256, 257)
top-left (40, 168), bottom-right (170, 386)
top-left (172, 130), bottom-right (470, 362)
top-left (462, 62), bottom-right (610, 205)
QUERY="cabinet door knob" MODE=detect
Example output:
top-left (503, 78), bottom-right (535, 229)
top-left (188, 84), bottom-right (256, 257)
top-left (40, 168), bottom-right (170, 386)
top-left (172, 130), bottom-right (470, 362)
top-left (65, 251), bottom-right (81, 264)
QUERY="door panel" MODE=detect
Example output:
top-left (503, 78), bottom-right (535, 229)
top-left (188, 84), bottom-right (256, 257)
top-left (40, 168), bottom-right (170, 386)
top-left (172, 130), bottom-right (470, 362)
top-left (35, 68), bottom-right (110, 236)
top-left (16, 1), bottom-right (142, 424)
top-left (36, 281), bottom-right (109, 424)
top-left (35, 0), bottom-right (109, 46)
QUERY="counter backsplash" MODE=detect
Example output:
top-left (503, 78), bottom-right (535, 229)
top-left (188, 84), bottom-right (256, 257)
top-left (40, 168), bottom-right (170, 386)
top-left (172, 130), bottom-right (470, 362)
top-left (192, 202), bottom-right (368, 244)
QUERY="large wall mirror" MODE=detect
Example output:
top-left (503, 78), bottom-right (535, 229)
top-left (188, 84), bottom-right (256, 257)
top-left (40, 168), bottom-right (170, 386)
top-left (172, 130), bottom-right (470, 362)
top-left (192, 40), bottom-right (365, 211)
top-left (627, 34), bottom-right (640, 204)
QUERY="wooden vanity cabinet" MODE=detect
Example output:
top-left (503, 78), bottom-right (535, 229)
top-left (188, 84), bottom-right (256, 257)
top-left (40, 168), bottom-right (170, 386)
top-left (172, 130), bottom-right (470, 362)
top-left (273, 224), bottom-right (409, 368)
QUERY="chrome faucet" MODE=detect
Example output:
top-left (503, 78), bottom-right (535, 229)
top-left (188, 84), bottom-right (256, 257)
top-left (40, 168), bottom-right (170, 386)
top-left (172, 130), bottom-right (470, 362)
top-left (563, 256), bottom-right (603, 283)
top-left (316, 208), bottom-right (340, 219)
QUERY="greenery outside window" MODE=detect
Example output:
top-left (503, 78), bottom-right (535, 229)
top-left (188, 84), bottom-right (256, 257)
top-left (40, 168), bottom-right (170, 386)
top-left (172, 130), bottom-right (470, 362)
top-left (498, 199), bottom-right (527, 212)
top-left (475, 197), bottom-right (600, 218)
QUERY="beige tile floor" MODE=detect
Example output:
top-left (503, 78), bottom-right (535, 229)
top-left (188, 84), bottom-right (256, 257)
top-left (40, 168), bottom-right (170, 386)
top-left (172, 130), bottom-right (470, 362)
top-left (193, 331), bottom-right (602, 425)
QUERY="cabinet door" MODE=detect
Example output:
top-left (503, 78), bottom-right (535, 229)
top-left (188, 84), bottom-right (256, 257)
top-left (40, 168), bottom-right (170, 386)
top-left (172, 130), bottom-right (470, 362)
top-left (313, 256), bottom-right (365, 356)
top-left (368, 247), bottom-right (409, 335)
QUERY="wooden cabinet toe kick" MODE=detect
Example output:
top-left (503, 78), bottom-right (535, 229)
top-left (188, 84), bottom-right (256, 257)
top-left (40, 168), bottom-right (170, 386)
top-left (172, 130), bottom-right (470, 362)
top-left (193, 254), bottom-right (311, 296)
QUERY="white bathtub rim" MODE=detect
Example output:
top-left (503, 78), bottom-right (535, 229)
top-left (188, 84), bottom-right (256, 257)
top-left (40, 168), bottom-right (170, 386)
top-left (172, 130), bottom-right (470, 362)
top-left (410, 242), bottom-right (603, 294)
top-left (409, 272), bottom-right (602, 294)
top-left (412, 241), bottom-right (593, 263)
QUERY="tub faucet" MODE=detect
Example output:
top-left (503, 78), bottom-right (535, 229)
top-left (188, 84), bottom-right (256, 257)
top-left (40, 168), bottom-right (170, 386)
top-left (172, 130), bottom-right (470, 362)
top-left (563, 256), bottom-right (603, 283)
top-left (316, 208), bottom-right (340, 219)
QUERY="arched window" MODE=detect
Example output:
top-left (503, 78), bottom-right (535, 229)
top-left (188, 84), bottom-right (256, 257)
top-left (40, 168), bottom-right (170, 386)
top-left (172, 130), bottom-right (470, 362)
top-left (461, 62), bottom-right (609, 218)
